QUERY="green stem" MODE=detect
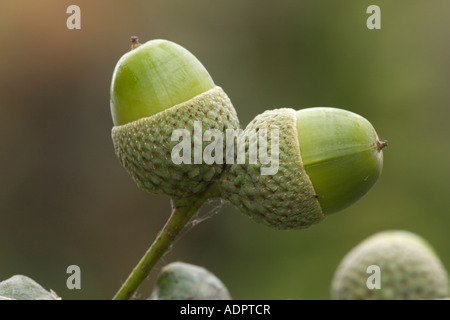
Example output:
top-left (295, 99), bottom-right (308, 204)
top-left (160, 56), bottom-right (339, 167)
top-left (112, 183), bottom-right (220, 300)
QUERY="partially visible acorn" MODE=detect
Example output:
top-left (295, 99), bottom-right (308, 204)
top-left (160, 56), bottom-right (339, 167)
top-left (331, 230), bottom-right (450, 300)
top-left (0, 275), bottom-right (60, 300)
top-left (149, 261), bottom-right (231, 300)
top-left (111, 38), bottom-right (240, 198)
top-left (221, 107), bottom-right (386, 229)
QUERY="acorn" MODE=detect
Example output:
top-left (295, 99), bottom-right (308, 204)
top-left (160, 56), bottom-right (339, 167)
top-left (330, 230), bottom-right (450, 300)
top-left (149, 261), bottom-right (231, 300)
top-left (111, 37), bottom-right (240, 198)
top-left (221, 107), bottom-right (386, 229)
top-left (0, 275), bottom-right (60, 300)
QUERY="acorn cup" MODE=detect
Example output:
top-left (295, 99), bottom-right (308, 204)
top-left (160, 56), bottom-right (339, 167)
top-left (221, 107), bottom-right (387, 229)
top-left (149, 261), bottom-right (231, 300)
top-left (330, 230), bottom-right (450, 300)
top-left (111, 38), bottom-right (240, 199)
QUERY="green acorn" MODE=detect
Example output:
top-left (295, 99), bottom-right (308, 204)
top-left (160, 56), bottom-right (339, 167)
top-left (331, 230), bottom-right (450, 300)
top-left (111, 38), bottom-right (240, 198)
top-left (0, 275), bottom-right (60, 300)
top-left (149, 261), bottom-right (231, 300)
top-left (221, 107), bottom-right (386, 229)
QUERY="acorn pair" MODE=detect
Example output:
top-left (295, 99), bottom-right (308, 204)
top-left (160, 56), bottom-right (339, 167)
top-left (110, 38), bottom-right (387, 229)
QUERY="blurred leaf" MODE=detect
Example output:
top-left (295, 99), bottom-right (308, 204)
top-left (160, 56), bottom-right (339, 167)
top-left (0, 275), bottom-right (60, 300)
top-left (150, 261), bottom-right (231, 300)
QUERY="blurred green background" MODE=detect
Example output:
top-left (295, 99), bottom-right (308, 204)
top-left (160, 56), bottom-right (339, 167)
top-left (0, 0), bottom-right (449, 300)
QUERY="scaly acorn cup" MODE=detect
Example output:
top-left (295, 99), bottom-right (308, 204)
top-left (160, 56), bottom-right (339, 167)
top-left (221, 107), bottom-right (386, 229)
top-left (111, 37), bottom-right (240, 198)
top-left (331, 230), bottom-right (450, 300)
top-left (149, 261), bottom-right (231, 300)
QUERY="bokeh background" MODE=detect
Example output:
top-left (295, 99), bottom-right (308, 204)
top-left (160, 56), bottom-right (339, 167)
top-left (0, 0), bottom-right (449, 300)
